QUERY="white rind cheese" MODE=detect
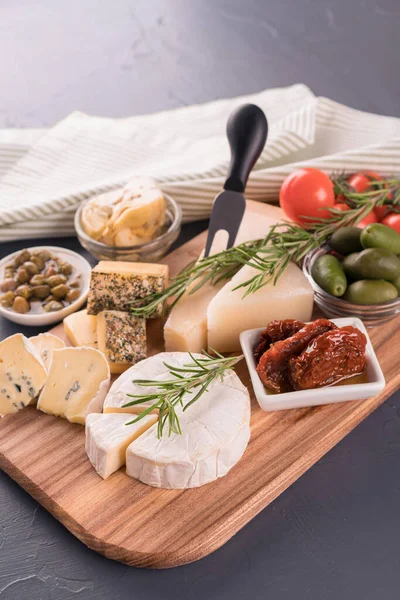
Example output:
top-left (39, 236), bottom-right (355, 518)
top-left (85, 412), bottom-right (158, 479)
top-left (30, 333), bottom-right (65, 371)
top-left (63, 309), bottom-right (98, 348)
top-left (207, 261), bottom-right (314, 353)
top-left (123, 352), bottom-right (251, 489)
top-left (37, 347), bottom-right (110, 424)
top-left (0, 334), bottom-right (47, 416)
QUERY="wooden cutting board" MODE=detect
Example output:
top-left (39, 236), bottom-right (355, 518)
top-left (1, 200), bottom-right (399, 569)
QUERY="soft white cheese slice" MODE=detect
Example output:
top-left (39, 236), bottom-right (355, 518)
top-left (207, 261), bottom-right (314, 353)
top-left (85, 412), bottom-right (158, 479)
top-left (63, 309), bottom-right (98, 348)
top-left (30, 333), bottom-right (65, 371)
top-left (37, 347), bottom-right (110, 424)
top-left (124, 352), bottom-right (251, 489)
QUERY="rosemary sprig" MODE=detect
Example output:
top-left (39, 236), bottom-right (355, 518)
top-left (123, 351), bottom-right (243, 438)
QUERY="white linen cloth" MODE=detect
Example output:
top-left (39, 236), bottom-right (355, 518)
top-left (0, 83), bottom-right (400, 242)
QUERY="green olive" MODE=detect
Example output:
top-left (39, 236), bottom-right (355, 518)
top-left (43, 300), bottom-right (63, 312)
top-left (66, 288), bottom-right (80, 302)
top-left (5, 267), bottom-right (15, 279)
top-left (392, 274), bottom-right (400, 295)
top-left (13, 296), bottom-right (30, 313)
top-left (14, 249), bottom-right (31, 266)
top-left (360, 223), bottom-right (400, 254)
top-left (30, 255), bottom-right (45, 270)
top-left (0, 278), bottom-right (17, 292)
top-left (52, 283), bottom-right (69, 299)
top-left (311, 254), bottom-right (347, 297)
top-left (0, 291), bottom-right (16, 307)
top-left (31, 284), bottom-right (51, 299)
top-left (46, 274), bottom-right (67, 288)
top-left (15, 284), bottom-right (32, 300)
top-left (343, 248), bottom-right (400, 282)
top-left (16, 267), bottom-right (30, 284)
top-left (329, 227), bottom-right (363, 255)
top-left (22, 261), bottom-right (39, 276)
top-left (345, 279), bottom-right (398, 305)
top-left (69, 278), bottom-right (81, 289)
top-left (58, 261), bottom-right (73, 276)
top-left (32, 249), bottom-right (52, 262)
top-left (30, 274), bottom-right (46, 286)
top-left (44, 295), bottom-right (56, 303)
top-left (44, 265), bottom-right (58, 277)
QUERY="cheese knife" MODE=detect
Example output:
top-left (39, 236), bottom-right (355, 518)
top-left (204, 103), bottom-right (268, 257)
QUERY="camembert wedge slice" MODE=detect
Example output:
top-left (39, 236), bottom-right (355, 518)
top-left (30, 333), bottom-right (65, 371)
top-left (37, 347), bottom-right (110, 424)
top-left (0, 334), bottom-right (47, 416)
top-left (63, 309), bottom-right (98, 348)
top-left (85, 412), bottom-right (158, 479)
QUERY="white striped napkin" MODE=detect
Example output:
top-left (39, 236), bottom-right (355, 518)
top-left (1, 83), bottom-right (400, 242)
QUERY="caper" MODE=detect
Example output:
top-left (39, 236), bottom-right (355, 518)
top-left (16, 267), bottom-right (30, 284)
top-left (69, 278), bottom-right (81, 289)
top-left (32, 249), bottom-right (52, 262)
top-left (0, 291), bottom-right (15, 307)
top-left (13, 296), bottom-right (30, 313)
top-left (46, 274), bottom-right (67, 288)
top-left (14, 249), bottom-right (31, 266)
top-left (31, 284), bottom-right (51, 299)
top-left (43, 300), bottom-right (63, 312)
top-left (58, 261), bottom-right (73, 276)
top-left (15, 284), bottom-right (32, 300)
top-left (44, 265), bottom-right (58, 277)
top-left (66, 288), bottom-right (80, 302)
top-left (23, 261), bottom-right (40, 276)
top-left (30, 255), bottom-right (45, 270)
top-left (0, 278), bottom-right (17, 292)
top-left (30, 274), bottom-right (46, 286)
top-left (52, 283), bottom-right (69, 299)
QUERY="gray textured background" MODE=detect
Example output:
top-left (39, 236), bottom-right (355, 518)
top-left (1, 1), bottom-right (400, 598)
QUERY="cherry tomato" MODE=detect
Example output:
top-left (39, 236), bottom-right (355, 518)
top-left (381, 213), bottom-right (400, 234)
top-left (279, 168), bottom-right (335, 226)
top-left (375, 205), bottom-right (391, 221)
top-left (357, 210), bottom-right (378, 228)
top-left (334, 203), bottom-right (350, 212)
top-left (348, 171), bottom-right (382, 193)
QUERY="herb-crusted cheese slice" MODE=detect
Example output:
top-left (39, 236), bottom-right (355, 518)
top-left (0, 334), bottom-right (47, 416)
top-left (85, 412), bottom-right (158, 479)
top-left (30, 333), bottom-right (65, 371)
top-left (63, 309), bottom-right (98, 348)
top-left (97, 310), bottom-right (146, 374)
top-left (37, 347), bottom-right (110, 424)
top-left (86, 261), bottom-right (168, 316)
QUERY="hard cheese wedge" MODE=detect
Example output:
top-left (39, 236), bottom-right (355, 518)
top-left (85, 412), bottom-right (158, 479)
top-left (124, 352), bottom-right (251, 489)
top-left (87, 261), bottom-right (168, 316)
top-left (30, 333), bottom-right (65, 371)
top-left (207, 261), bottom-right (314, 353)
top-left (63, 309), bottom-right (98, 348)
top-left (164, 203), bottom-right (286, 353)
top-left (97, 310), bottom-right (146, 374)
top-left (0, 334), bottom-right (47, 416)
top-left (37, 347), bottom-right (110, 424)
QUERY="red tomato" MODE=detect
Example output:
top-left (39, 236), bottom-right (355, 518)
top-left (279, 168), bottom-right (335, 226)
top-left (381, 213), bottom-right (400, 234)
top-left (375, 205), bottom-right (391, 221)
top-left (348, 171), bottom-right (382, 193)
top-left (357, 210), bottom-right (378, 228)
top-left (334, 203), bottom-right (350, 212)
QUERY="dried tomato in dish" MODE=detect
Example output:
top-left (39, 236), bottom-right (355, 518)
top-left (253, 319), bottom-right (305, 363)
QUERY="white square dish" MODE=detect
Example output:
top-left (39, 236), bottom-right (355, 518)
top-left (240, 317), bottom-right (385, 411)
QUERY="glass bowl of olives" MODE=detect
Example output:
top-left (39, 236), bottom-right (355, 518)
top-left (0, 246), bottom-right (91, 326)
top-left (303, 224), bottom-right (400, 326)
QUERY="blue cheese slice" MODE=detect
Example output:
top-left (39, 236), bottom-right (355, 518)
top-left (0, 334), bottom-right (47, 416)
top-left (37, 347), bottom-right (110, 424)
top-left (97, 310), bottom-right (146, 374)
top-left (30, 333), bottom-right (65, 371)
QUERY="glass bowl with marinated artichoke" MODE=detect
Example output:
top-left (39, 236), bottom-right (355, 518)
top-left (75, 176), bottom-right (182, 262)
top-left (0, 247), bottom-right (91, 325)
top-left (303, 223), bottom-right (400, 325)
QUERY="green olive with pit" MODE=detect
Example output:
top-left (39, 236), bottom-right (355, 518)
top-left (392, 274), bottom-right (400, 295)
top-left (30, 255), bottom-right (45, 270)
top-left (311, 254), bottom-right (347, 297)
top-left (58, 261), bottom-right (73, 276)
top-left (32, 249), bottom-right (52, 262)
top-left (52, 283), bottom-right (69, 299)
top-left (13, 296), bottom-right (30, 313)
top-left (16, 267), bottom-right (30, 284)
top-left (43, 300), bottom-right (64, 312)
top-left (5, 267), bottom-right (14, 279)
top-left (22, 261), bottom-right (39, 276)
top-left (30, 274), bottom-right (46, 286)
top-left (15, 284), bottom-right (32, 300)
top-left (343, 248), bottom-right (400, 282)
top-left (46, 274), bottom-right (67, 288)
top-left (360, 223), bottom-right (400, 254)
top-left (344, 279), bottom-right (398, 305)
top-left (69, 278), bottom-right (81, 289)
top-left (0, 278), bottom-right (17, 292)
top-left (0, 291), bottom-right (16, 307)
top-left (31, 284), bottom-right (51, 299)
top-left (14, 249), bottom-right (31, 266)
top-left (329, 227), bottom-right (363, 255)
top-left (66, 288), bottom-right (80, 302)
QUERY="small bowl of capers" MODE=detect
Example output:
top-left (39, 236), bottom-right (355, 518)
top-left (0, 246), bottom-right (91, 326)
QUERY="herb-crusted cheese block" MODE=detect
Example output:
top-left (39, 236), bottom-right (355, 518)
top-left (121, 352), bottom-right (251, 489)
top-left (87, 261), bottom-right (168, 316)
top-left (0, 334), bottom-right (47, 416)
top-left (30, 333), bottom-right (65, 371)
top-left (85, 412), bottom-right (158, 479)
top-left (37, 347), bottom-right (110, 424)
top-left (63, 309), bottom-right (98, 348)
top-left (97, 310), bottom-right (146, 374)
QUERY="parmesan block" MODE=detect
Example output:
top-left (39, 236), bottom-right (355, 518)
top-left (0, 334), bottom-right (47, 416)
top-left (37, 347), bottom-right (110, 424)
top-left (30, 333), bottom-right (65, 371)
top-left (85, 412), bottom-right (158, 479)
top-left (97, 310), bottom-right (146, 374)
top-left (87, 261), bottom-right (168, 316)
top-left (63, 309), bottom-right (98, 348)
top-left (207, 261), bottom-right (314, 353)
top-left (125, 352), bottom-right (251, 489)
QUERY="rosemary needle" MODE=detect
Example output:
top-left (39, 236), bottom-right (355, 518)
top-left (123, 351), bottom-right (244, 438)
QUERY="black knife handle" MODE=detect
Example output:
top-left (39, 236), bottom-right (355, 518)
top-left (223, 104), bottom-right (268, 193)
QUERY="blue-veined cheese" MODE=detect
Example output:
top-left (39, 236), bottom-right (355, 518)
top-left (30, 333), bottom-right (65, 371)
